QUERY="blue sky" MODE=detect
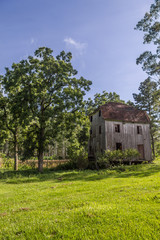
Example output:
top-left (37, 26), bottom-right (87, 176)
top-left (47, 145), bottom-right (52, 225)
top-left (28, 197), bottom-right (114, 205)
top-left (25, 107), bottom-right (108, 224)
top-left (0, 0), bottom-right (154, 101)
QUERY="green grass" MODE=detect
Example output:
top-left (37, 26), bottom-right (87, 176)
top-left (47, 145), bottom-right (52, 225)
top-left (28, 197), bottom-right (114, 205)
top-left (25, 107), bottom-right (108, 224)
top-left (0, 160), bottom-right (160, 240)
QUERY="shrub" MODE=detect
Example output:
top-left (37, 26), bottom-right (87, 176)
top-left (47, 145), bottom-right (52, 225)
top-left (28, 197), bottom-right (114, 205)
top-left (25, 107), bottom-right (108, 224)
top-left (54, 160), bottom-right (77, 170)
top-left (123, 149), bottom-right (140, 162)
top-left (97, 149), bottom-right (140, 169)
top-left (19, 163), bottom-right (34, 170)
top-left (44, 155), bottom-right (58, 160)
top-left (0, 154), bottom-right (14, 169)
top-left (96, 152), bottom-right (110, 168)
top-left (67, 146), bottom-right (88, 170)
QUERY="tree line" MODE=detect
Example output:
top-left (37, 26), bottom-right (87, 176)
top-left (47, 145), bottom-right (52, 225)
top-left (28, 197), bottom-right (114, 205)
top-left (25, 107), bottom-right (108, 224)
top-left (0, 0), bottom-right (159, 172)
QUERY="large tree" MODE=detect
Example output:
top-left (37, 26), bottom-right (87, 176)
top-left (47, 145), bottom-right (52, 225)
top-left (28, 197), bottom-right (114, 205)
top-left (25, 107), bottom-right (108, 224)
top-left (135, 0), bottom-right (160, 157)
top-left (1, 47), bottom-right (92, 172)
top-left (135, 0), bottom-right (160, 79)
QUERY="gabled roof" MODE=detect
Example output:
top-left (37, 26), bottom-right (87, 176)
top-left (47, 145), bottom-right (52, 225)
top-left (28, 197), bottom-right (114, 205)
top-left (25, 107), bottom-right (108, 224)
top-left (99, 102), bottom-right (150, 123)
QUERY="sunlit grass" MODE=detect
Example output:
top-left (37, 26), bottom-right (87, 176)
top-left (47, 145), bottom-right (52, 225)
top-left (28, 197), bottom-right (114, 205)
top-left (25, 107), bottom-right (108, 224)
top-left (0, 159), bottom-right (160, 239)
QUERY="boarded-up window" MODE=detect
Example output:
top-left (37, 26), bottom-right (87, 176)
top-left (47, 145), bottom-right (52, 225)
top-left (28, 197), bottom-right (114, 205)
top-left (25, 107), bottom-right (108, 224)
top-left (116, 143), bottom-right (122, 150)
top-left (99, 126), bottom-right (101, 134)
top-left (115, 124), bottom-right (120, 133)
top-left (137, 126), bottom-right (142, 134)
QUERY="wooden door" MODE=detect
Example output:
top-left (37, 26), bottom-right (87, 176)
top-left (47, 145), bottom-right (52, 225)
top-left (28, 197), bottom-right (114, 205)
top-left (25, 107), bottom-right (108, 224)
top-left (137, 145), bottom-right (144, 160)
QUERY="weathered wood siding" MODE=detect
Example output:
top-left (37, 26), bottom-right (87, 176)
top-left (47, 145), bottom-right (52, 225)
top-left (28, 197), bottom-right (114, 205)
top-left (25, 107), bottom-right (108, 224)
top-left (88, 111), bottom-right (105, 156)
top-left (105, 121), bottom-right (152, 161)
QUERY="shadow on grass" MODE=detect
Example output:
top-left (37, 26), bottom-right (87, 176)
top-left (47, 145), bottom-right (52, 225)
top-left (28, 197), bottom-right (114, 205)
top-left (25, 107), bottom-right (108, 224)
top-left (0, 161), bottom-right (160, 184)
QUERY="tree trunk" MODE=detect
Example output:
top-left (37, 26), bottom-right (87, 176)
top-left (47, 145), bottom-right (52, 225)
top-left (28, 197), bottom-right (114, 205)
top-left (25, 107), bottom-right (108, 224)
top-left (14, 133), bottom-right (18, 171)
top-left (38, 150), bottom-right (44, 172)
top-left (62, 139), bottom-right (66, 159)
top-left (38, 127), bottom-right (45, 172)
top-left (54, 141), bottom-right (58, 156)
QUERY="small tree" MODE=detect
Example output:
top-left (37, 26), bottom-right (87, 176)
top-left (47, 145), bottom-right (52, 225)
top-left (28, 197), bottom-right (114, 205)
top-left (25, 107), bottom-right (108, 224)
top-left (67, 112), bottom-right (90, 169)
top-left (0, 76), bottom-right (24, 170)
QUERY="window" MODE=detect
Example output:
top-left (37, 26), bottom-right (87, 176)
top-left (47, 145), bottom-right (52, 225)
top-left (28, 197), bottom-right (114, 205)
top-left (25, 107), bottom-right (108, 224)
top-left (137, 126), bottom-right (142, 134)
top-left (90, 116), bottom-right (92, 122)
top-left (99, 126), bottom-right (101, 134)
top-left (116, 143), bottom-right (122, 150)
top-left (99, 110), bottom-right (101, 117)
top-left (115, 124), bottom-right (120, 133)
top-left (90, 129), bottom-right (92, 135)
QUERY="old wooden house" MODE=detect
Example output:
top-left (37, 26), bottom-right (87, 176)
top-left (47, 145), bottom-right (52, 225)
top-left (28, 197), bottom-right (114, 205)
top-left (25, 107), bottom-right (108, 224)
top-left (88, 102), bottom-right (152, 162)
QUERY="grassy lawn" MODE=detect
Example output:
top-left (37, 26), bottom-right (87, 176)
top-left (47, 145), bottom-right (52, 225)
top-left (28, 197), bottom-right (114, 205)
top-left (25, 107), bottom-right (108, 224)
top-left (0, 160), bottom-right (160, 240)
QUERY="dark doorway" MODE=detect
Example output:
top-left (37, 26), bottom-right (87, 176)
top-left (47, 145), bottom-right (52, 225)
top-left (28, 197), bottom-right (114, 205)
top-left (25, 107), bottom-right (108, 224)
top-left (116, 143), bottom-right (122, 150)
top-left (137, 144), bottom-right (144, 159)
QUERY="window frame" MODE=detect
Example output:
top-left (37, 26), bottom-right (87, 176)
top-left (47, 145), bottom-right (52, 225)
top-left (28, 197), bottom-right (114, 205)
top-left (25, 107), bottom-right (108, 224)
top-left (115, 124), bottom-right (120, 133)
top-left (137, 126), bottom-right (142, 135)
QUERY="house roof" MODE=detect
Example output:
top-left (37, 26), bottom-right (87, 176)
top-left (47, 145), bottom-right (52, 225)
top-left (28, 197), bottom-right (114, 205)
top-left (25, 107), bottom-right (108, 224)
top-left (99, 102), bottom-right (150, 123)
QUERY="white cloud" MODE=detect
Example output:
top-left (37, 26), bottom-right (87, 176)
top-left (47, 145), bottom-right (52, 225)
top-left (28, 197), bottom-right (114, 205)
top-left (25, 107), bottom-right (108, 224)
top-left (30, 38), bottom-right (35, 45)
top-left (64, 37), bottom-right (87, 55)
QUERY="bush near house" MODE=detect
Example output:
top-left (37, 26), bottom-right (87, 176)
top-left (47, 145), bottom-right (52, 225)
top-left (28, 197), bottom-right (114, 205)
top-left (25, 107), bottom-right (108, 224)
top-left (97, 149), bottom-right (140, 168)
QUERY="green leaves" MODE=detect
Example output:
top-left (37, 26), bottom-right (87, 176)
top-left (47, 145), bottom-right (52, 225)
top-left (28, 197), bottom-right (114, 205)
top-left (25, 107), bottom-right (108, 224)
top-left (135, 0), bottom-right (160, 78)
top-left (133, 78), bottom-right (158, 112)
top-left (1, 47), bottom-right (92, 171)
top-left (136, 51), bottom-right (160, 76)
top-left (97, 149), bottom-right (140, 168)
top-left (135, 0), bottom-right (160, 157)
top-left (85, 91), bottom-right (124, 115)
top-left (135, 0), bottom-right (160, 44)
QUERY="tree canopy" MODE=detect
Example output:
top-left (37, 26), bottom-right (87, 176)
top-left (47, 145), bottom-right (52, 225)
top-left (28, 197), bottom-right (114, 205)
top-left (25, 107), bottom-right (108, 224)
top-left (85, 91), bottom-right (124, 115)
top-left (0, 47), bottom-right (92, 172)
top-left (135, 0), bottom-right (160, 79)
